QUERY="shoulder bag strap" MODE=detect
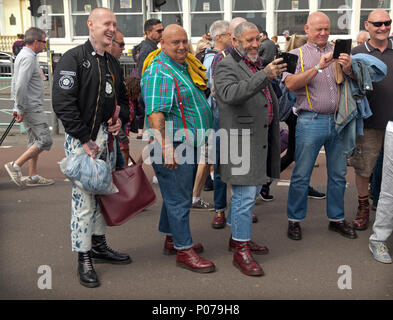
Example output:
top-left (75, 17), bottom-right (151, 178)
top-left (154, 60), bottom-right (189, 143)
top-left (298, 48), bottom-right (313, 111)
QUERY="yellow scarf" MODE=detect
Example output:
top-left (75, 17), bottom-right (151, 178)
top-left (141, 48), bottom-right (208, 91)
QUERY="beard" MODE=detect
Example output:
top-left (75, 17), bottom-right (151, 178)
top-left (237, 42), bottom-right (259, 62)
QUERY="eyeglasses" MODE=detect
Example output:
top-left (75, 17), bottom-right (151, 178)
top-left (37, 40), bottom-right (47, 43)
top-left (156, 29), bottom-right (164, 33)
top-left (367, 20), bottom-right (392, 27)
top-left (113, 40), bottom-right (125, 47)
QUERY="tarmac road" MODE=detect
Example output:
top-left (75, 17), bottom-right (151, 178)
top-left (0, 133), bottom-right (392, 300)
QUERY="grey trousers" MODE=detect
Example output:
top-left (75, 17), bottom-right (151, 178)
top-left (370, 122), bottom-right (393, 243)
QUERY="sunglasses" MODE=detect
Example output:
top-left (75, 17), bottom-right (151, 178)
top-left (37, 39), bottom-right (47, 43)
top-left (113, 40), bottom-right (125, 47)
top-left (367, 20), bottom-right (392, 27)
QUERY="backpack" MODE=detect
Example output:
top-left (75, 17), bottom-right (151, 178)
top-left (196, 48), bottom-right (218, 64)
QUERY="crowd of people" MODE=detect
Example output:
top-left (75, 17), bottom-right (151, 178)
top-left (4, 7), bottom-right (393, 288)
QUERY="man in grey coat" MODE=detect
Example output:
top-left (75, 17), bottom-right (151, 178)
top-left (214, 21), bottom-right (284, 277)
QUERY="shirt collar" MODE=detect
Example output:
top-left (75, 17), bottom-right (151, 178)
top-left (364, 38), bottom-right (393, 52)
top-left (160, 51), bottom-right (188, 70)
top-left (306, 41), bottom-right (332, 52)
top-left (24, 46), bottom-right (37, 56)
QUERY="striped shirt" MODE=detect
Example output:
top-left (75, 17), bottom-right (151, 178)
top-left (141, 52), bottom-right (213, 146)
top-left (282, 41), bottom-right (337, 114)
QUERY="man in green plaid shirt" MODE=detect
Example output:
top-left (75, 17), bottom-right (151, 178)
top-left (141, 24), bottom-right (215, 274)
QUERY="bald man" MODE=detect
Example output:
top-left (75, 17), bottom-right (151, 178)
top-left (283, 12), bottom-right (357, 241)
top-left (52, 7), bottom-right (131, 288)
top-left (141, 24), bottom-right (215, 274)
top-left (350, 10), bottom-right (393, 244)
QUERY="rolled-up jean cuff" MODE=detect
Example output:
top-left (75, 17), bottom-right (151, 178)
top-left (328, 218), bottom-right (344, 222)
top-left (174, 244), bottom-right (194, 250)
top-left (215, 207), bottom-right (226, 213)
top-left (231, 236), bottom-right (251, 242)
top-left (159, 232), bottom-right (172, 237)
top-left (288, 218), bottom-right (303, 223)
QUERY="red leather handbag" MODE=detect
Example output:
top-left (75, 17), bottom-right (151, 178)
top-left (96, 102), bottom-right (156, 226)
top-left (96, 153), bottom-right (156, 226)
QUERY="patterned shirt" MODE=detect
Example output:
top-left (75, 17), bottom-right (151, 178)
top-left (282, 41), bottom-right (337, 114)
top-left (233, 47), bottom-right (274, 125)
top-left (141, 52), bottom-right (213, 146)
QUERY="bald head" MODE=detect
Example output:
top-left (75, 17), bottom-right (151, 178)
top-left (365, 9), bottom-right (391, 44)
top-left (357, 31), bottom-right (369, 45)
top-left (305, 11), bottom-right (330, 48)
top-left (87, 7), bottom-right (117, 53)
top-left (161, 24), bottom-right (189, 64)
top-left (229, 17), bottom-right (247, 36)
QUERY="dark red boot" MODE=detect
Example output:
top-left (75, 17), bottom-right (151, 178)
top-left (229, 237), bottom-right (269, 255)
top-left (163, 236), bottom-right (203, 255)
top-left (176, 248), bottom-right (215, 273)
top-left (232, 240), bottom-right (264, 276)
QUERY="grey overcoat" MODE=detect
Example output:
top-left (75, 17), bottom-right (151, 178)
top-left (213, 49), bottom-right (281, 185)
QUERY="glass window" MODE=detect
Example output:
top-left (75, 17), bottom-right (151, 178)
top-left (232, 1), bottom-right (267, 32)
top-left (318, 0), bottom-right (352, 35)
top-left (275, 0), bottom-right (310, 35)
top-left (191, 0), bottom-right (224, 37)
top-left (109, 0), bottom-right (143, 37)
top-left (361, 0), bottom-right (391, 9)
top-left (360, 0), bottom-right (391, 29)
top-left (150, 0), bottom-right (183, 30)
top-left (71, 0), bottom-right (102, 37)
top-left (40, 0), bottom-right (65, 38)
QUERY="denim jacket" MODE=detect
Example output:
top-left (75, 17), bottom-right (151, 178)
top-left (335, 54), bottom-right (387, 156)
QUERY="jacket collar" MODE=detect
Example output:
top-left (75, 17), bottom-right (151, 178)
top-left (84, 39), bottom-right (109, 58)
top-left (230, 46), bottom-right (256, 77)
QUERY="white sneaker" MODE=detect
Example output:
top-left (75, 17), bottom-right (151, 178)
top-left (369, 241), bottom-right (392, 264)
top-left (24, 175), bottom-right (55, 187)
top-left (4, 162), bottom-right (24, 187)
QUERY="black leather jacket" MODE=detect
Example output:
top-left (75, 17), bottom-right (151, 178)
top-left (52, 40), bottom-right (129, 144)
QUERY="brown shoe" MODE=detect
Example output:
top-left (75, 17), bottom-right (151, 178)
top-left (212, 211), bottom-right (226, 229)
top-left (352, 206), bottom-right (369, 230)
top-left (232, 240), bottom-right (264, 276)
top-left (228, 238), bottom-right (269, 255)
top-left (163, 236), bottom-right (203, 255)
top-left (176, 248), bottom-right (215, 273)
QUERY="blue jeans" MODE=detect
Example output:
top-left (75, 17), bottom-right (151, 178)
top-left (227, 185), bottom-right (262, 241)
top-left (151, 143), bottom-right (198, 250)
top-left (287, 112), bottom-right (347, 222)
top-left (213, 109), bottom-right (227, 212)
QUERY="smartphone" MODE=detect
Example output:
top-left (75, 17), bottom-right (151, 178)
top-left (277, 52), bottom-right (299, 74)
top-left (333, 39), bottom-right (352, 59)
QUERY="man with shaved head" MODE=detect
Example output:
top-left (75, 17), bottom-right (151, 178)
top-left (141, 24), bottom-right (215, 274)
top-left (283, 12), bottom-right (357, 241)
top-left (350, 10), bottom-right (393, 263)
top-left (52, 7), bottom-right (131, 288)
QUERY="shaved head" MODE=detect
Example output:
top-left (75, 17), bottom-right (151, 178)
top-left (368, 9), bottom-right (390, 21)
top-left (305, 11), bottom-right (330, 48)
top-left (365, 9), bottom-right (391, 45)
top-left (161, 24), bottom-right (189, 64)
top-left (87, 7), bottom-right (117, 54)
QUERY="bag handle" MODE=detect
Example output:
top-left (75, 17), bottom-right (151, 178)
top-left (298, 48), bottom-right (313, 111)
top-left (154, 60), bottom-right (190, 143)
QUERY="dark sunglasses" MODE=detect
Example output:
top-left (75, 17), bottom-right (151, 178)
top-left (37, 39), bottom-right (47, 43)
top-left (367, 20), bottom-right (392, 27)
top-left (156, 29), bottom-right (164, 33)
top-left (113, 40), bottom-right (125, 47)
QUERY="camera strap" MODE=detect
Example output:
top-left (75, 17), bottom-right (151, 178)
top-left (298, 48), bottom-right (313, 111)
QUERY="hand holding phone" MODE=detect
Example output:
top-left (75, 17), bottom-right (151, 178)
top-left (277, 52), bottom-right (299, 74)
top-left (333, 39), bottom-right (352, 59)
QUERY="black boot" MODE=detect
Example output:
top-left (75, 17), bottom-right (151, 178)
top-left (78, 251), bottom-right (100, 288)
top-left (91, 234), bottom-right (132, 264)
